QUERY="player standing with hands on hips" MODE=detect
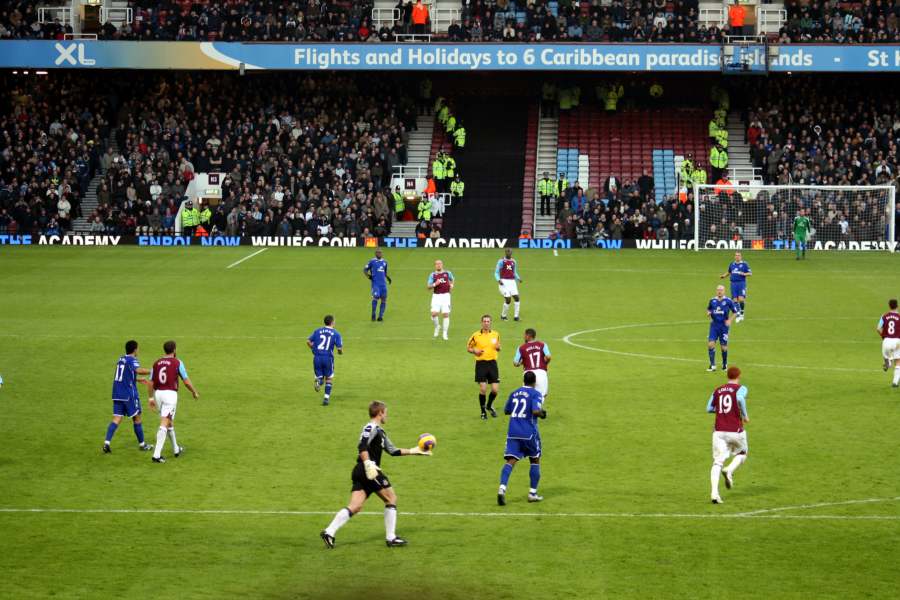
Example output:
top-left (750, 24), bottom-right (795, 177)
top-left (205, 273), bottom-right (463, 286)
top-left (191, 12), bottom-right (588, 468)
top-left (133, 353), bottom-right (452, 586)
top-left (707, 366), bottom-right (749, 504)
top-left (363, 249), bottom-right (391, 322)
top-left (514, 328), bottom-right (551, 401)
top-left (720, 251), bottom-right (751, 322)
top-left (707, 285), bottom-right (738, 372)
top-left (876, 298), bottom-right (900, 387)
top-left (427, 259), bottom-right (454, 340)
top-left (320, 401), bottom-right (431, 549)
top-left (495, 248), bottom-right (523, 321)
top-left (147, 340), bottom-right (199, 464)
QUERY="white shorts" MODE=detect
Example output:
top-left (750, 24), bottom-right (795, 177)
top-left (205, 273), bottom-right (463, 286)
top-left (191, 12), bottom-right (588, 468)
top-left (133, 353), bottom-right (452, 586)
top-left (430, 292), bottom-right (451, 314)
top-left (712, 430), bottom-right (748, 465)
top-left (155, 389), bottom-right (178, 419)
top-left (498, 279), bottom-right (519, 298)
top-left (526, 369), bottom-right (549, 397)
top-left (882, 338), bottom-right (900, 360)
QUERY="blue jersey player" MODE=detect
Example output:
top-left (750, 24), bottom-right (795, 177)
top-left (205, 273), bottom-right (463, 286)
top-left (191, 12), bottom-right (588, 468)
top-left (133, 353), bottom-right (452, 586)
top-left (103, 340), bottom-right (154, 453)
top-left (307, 315), bottom-right (344, 406)
top-left (497, 371), bottom-right (547, 506)
top-left (707, 285), bottom-right (738, 372)
top-left (363, 249), bottom-right (392, 322)
top-left (720, 251), bottom-right (751, 322)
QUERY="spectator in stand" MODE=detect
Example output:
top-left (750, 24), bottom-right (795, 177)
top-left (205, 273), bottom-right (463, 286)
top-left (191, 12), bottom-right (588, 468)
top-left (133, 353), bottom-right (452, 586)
top-left (411, 0), bottom-right (429, 35)
top-left (728, 0), bottom-right (747, 37)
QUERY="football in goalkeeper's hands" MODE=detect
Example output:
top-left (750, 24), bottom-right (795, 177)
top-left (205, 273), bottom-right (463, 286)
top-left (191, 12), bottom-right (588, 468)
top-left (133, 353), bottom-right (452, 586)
top-left (417, 433), bottom-right (436, 452)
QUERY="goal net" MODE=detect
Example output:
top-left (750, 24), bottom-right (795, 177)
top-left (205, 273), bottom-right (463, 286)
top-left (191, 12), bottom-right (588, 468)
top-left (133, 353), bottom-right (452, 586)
top-left (693, 184), bottom-right (897, 252)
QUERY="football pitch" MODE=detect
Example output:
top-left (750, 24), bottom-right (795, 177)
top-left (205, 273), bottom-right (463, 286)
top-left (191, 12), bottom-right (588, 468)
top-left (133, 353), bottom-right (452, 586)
top-left (1, 247), bottom-right (898, 599)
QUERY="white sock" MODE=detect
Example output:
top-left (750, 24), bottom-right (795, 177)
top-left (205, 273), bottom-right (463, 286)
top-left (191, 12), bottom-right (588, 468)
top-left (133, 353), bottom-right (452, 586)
top-left (514, 301), bottom-right (520, 318)
top-left (167, 427), bottom-right (178, 453)
top-left (325, 507), bottom-right (352, 537)
top-left (153, 427), bottom-right (167, 459)
top-left (529, 487), bottom-right (538, 495)
top-left (727, 454), bottom-right (746, 476)
top-left (498, 484), bottom-right (507, 493)
top-left (894, 365), bottom-right (900, 385)
top-left (501, 303), bottom-right (509, 318)
top-left (710, 463), bottom-right (722, 497)
top-left (442, 316), bottom-right (450, 335)
top-left (384, 505), bottom-right (397, 541)
top-left (432, 315), bottom-right (440, 328)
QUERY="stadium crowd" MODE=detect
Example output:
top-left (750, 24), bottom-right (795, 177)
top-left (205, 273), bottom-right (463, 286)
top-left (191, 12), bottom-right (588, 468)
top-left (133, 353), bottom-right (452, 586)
top-left (0, 74), bottom-right (108, 236)
top-left (3, 0), bottom-right (900, 43)
top-left (550, 177), bottom-right (696, 245)
top-left (1, 73), bottom-right (415, 238)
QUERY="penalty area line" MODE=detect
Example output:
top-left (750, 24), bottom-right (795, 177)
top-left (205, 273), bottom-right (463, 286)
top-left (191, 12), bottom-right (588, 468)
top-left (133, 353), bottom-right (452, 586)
top-left (226, 248), bottom-right (268, 269)
top-left (0, 505), bottom-right (897, 521)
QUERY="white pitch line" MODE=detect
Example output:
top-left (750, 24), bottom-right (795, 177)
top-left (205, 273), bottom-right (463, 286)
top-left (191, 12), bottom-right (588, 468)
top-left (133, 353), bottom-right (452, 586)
top-left (0, 505), bottom-right (897, 521)
top-left (734, 496), bottom-right (900, 517)
top-left (562, 322), bottom-right (882, 373)
top-left (226, 248), bottom-right (268, 269)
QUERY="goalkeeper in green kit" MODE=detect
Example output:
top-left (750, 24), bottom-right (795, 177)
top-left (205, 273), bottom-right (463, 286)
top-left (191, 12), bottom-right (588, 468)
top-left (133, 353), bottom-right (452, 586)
top-left (793, 208), bottom-right (812, 260)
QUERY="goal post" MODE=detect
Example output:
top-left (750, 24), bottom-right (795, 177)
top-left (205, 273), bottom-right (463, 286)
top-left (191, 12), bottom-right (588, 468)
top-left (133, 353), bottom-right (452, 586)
top-left (693, 184), bottom-right (897, 252)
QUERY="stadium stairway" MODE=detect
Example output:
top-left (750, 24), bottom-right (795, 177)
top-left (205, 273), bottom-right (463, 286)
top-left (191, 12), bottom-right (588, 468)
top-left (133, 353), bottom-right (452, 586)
top-left (726, 111), bottom-right (759, 183)
top-left (73, 134), bottom-right (118, 233)
top-left (440, 97), bottom-right (526, 240)
top-left (533, 112), bottom-right (559, 238)
top-left (408, 113), bottom-right (436, 174)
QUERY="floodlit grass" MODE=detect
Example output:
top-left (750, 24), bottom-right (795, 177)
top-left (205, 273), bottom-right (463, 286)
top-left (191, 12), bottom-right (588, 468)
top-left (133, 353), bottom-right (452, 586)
top-left (1, 247), bottom-right (898, 599)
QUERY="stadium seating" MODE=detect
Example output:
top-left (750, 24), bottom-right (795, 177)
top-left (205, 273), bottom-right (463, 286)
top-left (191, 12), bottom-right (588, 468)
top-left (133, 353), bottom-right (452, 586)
top-left (556, 106), bottom-right (710, 201)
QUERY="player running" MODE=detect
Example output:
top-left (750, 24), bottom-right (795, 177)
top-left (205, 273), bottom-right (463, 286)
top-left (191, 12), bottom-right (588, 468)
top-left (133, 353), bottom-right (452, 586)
top-left (320, 401), bottom-right (431, 549)
top-left (363, 249), bottom-right (392, 322)
top-left (147, 340), bottom-right (199, 464)
top-left (468, 314), bottom-right (502, 420)
top-left (876, 298), bottom-right (900, 387)
top-left (720, 251), bottom-right (751, 322)
top-left (513, 328), bottom-right (551, 400)
top-left (793, 208), bottom-right (812, 260)
top-left (497, 371), bottom-right (547, 506)
top-left (495, 248), bottom-right (523, 321)
top-left (707, 285), bottom-right (738, 372)
top-left (307, 315), bottom-right (343, 406)
top-left (427, 259), bottom-right (454, 340)
top-left (707, 366), bottom-right (750, 504)
top-left (102, 340), bottom-right (154, 454)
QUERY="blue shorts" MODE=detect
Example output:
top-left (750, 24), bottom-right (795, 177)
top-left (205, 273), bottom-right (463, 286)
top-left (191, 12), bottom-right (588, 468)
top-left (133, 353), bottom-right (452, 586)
top-left (313, 355), bottom-right (335, 379)
top-left (730, 283), bottom-right (746, 299)
top-left (504, 435), bottom-right (542, 460)
top-left (112, 397), bottom-right (141, 418)
top-left (371, 285), bottom-right (388, 299)
top-left (708, 324), bottom-right (730, 345)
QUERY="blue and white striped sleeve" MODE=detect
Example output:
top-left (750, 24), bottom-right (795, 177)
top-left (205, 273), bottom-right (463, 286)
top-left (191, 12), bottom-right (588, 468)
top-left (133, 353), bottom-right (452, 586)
top-left (513, 347), bottom-right (522, 364)
top-left (178, 362), bottom-right (189, 380)
top-left (494, 259), bottom-right (502, 281)
top-left (706, 393), bottom-right (715, 413)
top-left (514, 261), bottom-right (521, 281)
top-left (542, 343), bottom-right (551, 357)
top-left (878, 317), bottom-right (884, 329)
top-left (427, 272), bottom-right (435, 286)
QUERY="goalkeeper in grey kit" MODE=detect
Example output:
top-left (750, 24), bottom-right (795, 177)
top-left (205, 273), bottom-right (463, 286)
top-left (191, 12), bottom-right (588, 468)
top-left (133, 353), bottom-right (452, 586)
top-left (321, 401), bottom-right (431, 549)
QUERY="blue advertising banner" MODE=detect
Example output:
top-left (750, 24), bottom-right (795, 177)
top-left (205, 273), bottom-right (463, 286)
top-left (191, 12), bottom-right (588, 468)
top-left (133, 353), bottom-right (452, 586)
top-left (1, 41), bottom-right (899, 72)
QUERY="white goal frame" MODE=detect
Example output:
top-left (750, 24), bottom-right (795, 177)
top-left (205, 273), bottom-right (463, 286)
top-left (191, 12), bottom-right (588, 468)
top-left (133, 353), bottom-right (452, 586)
top-left (693, 184), bottom-right (896, 252)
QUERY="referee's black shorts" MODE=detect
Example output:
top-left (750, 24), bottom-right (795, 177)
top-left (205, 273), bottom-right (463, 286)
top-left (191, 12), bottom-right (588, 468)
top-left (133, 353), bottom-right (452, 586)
top-left (351, 463), bottom-right (392, 497)
top-left (475, 360), bottom-right (500, 384)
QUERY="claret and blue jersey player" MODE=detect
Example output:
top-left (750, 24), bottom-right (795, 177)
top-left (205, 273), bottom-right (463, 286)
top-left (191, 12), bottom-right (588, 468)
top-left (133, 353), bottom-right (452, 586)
top-left (497, 371), bottom-right (547, 506)
top-left (707, 285), bottom-right (738, 372)
top-left (495, 248), bottom-right (523, 321)
top-left (363, 249), bottom-right (392, 322)
top-left (307, 315), bottom-right (343, 406)
top-left (720, 251), bottom-right (751, 322)
top-left (706, 366), bottom-right (750, 504)
top-left (102, 340), bottom-right (154, 453)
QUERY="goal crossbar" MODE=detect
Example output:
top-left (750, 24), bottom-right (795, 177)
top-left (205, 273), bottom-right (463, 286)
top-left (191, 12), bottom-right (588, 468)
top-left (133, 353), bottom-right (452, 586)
top-left (693, 184), bottom-right (896, 252)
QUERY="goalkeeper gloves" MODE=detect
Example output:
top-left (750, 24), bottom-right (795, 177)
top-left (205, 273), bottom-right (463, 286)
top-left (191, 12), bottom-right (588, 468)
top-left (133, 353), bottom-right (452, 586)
top-left (364, 460), bottom-right (380, 480)
top-left (408, 447), bottom-right (432, 456)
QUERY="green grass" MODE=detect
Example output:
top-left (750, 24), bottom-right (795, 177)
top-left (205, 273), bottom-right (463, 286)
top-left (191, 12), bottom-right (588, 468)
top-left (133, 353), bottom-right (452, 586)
top-left (1, 247), bottom-right (898, 599)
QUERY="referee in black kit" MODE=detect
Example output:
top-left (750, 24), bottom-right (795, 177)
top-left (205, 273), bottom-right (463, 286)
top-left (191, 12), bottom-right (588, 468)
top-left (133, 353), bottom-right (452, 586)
top-left (320, 401), bottom-right (431, 549)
